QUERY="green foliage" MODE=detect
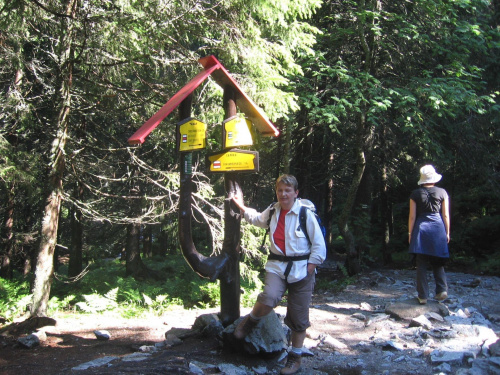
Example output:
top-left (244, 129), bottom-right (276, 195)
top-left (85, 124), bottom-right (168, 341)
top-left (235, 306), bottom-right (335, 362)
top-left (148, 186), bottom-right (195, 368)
top-left (315, 263), bottom-right (356, 293)
top-left (36, 255), bottom-right (264, 319)
top-left (0, 277), bottom-right (31, 321)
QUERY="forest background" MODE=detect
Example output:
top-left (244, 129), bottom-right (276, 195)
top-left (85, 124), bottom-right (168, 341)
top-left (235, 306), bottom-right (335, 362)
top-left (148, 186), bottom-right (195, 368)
top-left (0, 0), bottom-right (499, 321)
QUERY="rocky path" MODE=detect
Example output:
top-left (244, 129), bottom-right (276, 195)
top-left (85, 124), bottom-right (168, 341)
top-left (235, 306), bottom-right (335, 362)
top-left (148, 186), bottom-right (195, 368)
top-left (1, 267), bottom-right (499, 375)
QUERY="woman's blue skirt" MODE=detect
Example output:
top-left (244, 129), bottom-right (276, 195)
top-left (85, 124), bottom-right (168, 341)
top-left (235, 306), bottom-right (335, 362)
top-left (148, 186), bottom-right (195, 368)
top-left (409, 213), bottom-right (449, 258)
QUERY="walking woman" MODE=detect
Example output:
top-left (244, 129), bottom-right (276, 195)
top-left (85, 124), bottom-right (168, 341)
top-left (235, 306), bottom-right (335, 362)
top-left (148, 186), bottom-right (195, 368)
top-left (408, 165), bottom-right (450, 304)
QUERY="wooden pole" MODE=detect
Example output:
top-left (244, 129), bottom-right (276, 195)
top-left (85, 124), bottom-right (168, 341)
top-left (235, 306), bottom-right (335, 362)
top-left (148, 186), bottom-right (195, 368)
top-left (219, 86), bottom-right (242, 326)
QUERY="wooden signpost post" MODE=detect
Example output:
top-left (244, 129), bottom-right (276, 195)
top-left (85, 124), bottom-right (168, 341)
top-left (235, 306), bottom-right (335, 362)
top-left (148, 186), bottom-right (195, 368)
top-left (128, 56), bottom-right (278, 326)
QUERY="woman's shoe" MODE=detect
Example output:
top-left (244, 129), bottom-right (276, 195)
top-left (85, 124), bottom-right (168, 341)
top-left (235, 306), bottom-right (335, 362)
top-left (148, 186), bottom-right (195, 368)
top-left (435, 291), bottom-right (448, 301)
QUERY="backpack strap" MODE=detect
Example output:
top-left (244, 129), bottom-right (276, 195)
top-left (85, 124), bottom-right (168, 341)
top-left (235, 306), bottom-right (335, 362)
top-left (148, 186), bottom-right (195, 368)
top-left (299, 206), bottom-right (311, 244)
top-left (259, 203), bottom-right (276, 252)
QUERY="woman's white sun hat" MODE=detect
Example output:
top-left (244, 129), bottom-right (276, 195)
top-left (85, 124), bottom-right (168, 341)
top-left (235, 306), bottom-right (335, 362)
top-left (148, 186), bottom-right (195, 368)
top-left (418, 165), bottom-right (442, 185)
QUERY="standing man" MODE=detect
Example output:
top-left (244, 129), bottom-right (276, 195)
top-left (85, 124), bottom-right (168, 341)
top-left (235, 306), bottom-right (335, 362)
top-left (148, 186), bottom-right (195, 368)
top-left (232, 174), bottom-right (326, 375)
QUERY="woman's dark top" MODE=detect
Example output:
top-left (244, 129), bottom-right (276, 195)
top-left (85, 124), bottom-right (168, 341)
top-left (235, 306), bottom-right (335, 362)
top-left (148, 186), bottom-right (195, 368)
top-left (410, 186), bottom-right (448, 215)
top-left (409, 186), bottom-right (449, 258)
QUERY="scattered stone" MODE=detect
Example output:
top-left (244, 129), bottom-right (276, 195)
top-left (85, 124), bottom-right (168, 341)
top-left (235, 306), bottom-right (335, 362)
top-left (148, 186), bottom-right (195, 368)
top-left (192, 313), bottom-right (224, 337)
top-left (72, 356), bottom-right (118, 370)
top-left (189, 360), bottom-right (217, 373)
top-left (434, 362), bottom-right (452, 373)
top-left (425, 311), bottom-right (444, 322)
top-left (165, 332), bottom-right (183, 346)
top-left (320, 334), bottom-right (348, 350)
top-left (427, 328), bottom-right (457, 339)
top-left (218, 363), bottom-right (252, 375)
top-left (138, 345), bottom-right (156, 353)
top-left (188, 362), bottom-right (204, 375)
top-left (33, 330), bottom-right (47, 342)
top-left (352, 313), bottom-right (366, 321)
top-left (487, 314), bottom-right (500, 323)
top-left (410, 315), bottom-right (433, 330)
top-left (489, 339), bottom-right (500, 356)
top-left (94, 330), bottom-right (110, 340)
top-left (17, 334), bottom-right (40, 348)
top-left (154, 340), bottom-right (167, 350)
top-left (430, 349), bottom-right (464, 364)
top-left (376, 339), bottom-right (405, 351)
top-left (221, 311), bottom-right (287, 355)
top-left (252, 365), bottom-right (268, 374)
top-left (371, 313), bottom-right (390, 323)
top-left (465, 278), bottom-right (481, 288)
top-left (301, 346), bottom-right (314, 356)
top-left (386, 299), bottom-right (449, 321)
top-left (164, 327), bottom-right (194, 340)
top-left (121, 352), bottom-right (152, 362)
top-left (360, 302), bottom-right (373, 311)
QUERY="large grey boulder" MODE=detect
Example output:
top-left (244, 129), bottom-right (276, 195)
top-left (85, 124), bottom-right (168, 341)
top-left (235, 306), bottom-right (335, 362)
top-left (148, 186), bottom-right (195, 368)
top-left (385, 298), bottom-right (449, 321)
top-left (221, 311), bottom-right (288, 355)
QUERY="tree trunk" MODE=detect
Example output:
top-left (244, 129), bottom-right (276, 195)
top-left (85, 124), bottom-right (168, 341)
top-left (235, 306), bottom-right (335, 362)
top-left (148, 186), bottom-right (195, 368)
top-left (68, 183), bottom-right (83, 277)
top-left (125, 221), bottom-right (143, 277)
top-left (156, 221), bottom-right (169, 257)
top-left (338, 120), bottom-right (366, 276)
top-left (125, 169), bottom-right (152, 278)
top-left (0, 183), bottom-right (15, 279)
top-left (380, 123), bottom-right (392, 265)
top-left (325, 153), bottom-right (335, 253)
top-left (142, 225), bottom-right (152, 258)
top-left (29, 0), bottom-right (78, 317)
top-left (338, 0), bottom-right (380, 276)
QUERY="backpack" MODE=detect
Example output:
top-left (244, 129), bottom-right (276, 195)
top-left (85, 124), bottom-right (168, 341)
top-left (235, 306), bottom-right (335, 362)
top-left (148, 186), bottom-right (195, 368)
top-left (260, 199), bottom-right (326, 252)
top-left (297, 199), bottom-right (327, 245)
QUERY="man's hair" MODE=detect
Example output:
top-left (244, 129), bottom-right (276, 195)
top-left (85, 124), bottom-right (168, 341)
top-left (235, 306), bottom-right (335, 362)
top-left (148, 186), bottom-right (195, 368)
top-left (275, 174), bottom-right (299, 191)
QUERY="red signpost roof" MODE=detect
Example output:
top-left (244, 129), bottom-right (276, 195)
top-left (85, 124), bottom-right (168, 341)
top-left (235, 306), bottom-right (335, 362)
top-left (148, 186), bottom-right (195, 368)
top-left (128, 55), bottom-right (279, 145)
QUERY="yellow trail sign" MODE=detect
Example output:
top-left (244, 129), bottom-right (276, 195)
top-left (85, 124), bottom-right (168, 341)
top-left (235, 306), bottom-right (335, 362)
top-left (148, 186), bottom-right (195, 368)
top-left (207, 150), bottom-right (259, 173)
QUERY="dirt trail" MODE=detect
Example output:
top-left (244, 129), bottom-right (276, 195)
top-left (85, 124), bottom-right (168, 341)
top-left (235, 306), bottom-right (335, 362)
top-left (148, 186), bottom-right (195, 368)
top-left (1, 266), bottom-right (499, 375)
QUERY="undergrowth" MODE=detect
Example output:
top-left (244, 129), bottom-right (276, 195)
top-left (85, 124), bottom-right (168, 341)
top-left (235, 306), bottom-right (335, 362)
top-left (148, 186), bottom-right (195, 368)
top-left (0, 254), bottom-right (264, 322)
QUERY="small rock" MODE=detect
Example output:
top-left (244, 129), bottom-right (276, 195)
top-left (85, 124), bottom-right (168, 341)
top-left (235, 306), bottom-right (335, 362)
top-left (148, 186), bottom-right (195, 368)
top-left (425, 311), bottom-right (444, 322)
top-left (434, 362), bottom-right (452, 373)
top-left (360, 302), bottom-right (373, 311)
top-left (321, 334), bottom-right (348, 350)
top-left (488, 314), bottom-right (500, 323)
top-left (94, 330), bottom-right (111, 340)
top-left (430, 349), bottom-right (464, 364)
top-left (165, 333), bottom-right (182, 346)
top-left (122, 352), bottom-right (151, 362)
top-left (218, 363), bottom-right (252, 375)
top-left (352, 313), bottom-right (366, 321)
top-left (410, 315), bottom-right (433, 330)
top-left (138, 345), bottom-right (156, 353)
top-left (489, 339), bottom-right (500, 356)
top-left (252, 365), bottom-right (268, 374)
top-left (17, 334), bottom-right (40, 349)
top-left (71, 356), bottom-right (117, 370)
top-left (33, 330), bottom-right (47, 341)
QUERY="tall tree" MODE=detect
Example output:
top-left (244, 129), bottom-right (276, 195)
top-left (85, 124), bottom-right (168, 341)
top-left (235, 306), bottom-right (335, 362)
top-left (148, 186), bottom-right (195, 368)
top-left (290, 0), bottom-right (499, 272)
top-left (30, 0), bottom-right (78, 317)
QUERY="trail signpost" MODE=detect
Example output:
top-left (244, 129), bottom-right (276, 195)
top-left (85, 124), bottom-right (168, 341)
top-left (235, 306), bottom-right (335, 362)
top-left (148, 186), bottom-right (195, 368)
top-left (128, 56), bottom-right (278, 326)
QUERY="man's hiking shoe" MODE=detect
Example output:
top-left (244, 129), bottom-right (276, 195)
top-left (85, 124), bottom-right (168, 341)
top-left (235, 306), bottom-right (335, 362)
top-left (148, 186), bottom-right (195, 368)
top-left (280, 351), bottom-right (302, 374)
top-left (417, 297), bottom-right (427, 305)
top-left (233, 315), bottom-right (258, 340)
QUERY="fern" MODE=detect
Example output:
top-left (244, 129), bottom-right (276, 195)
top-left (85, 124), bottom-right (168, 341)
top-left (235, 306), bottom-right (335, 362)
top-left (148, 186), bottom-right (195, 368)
top-left (75, 287), bottom-right (118, 313)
